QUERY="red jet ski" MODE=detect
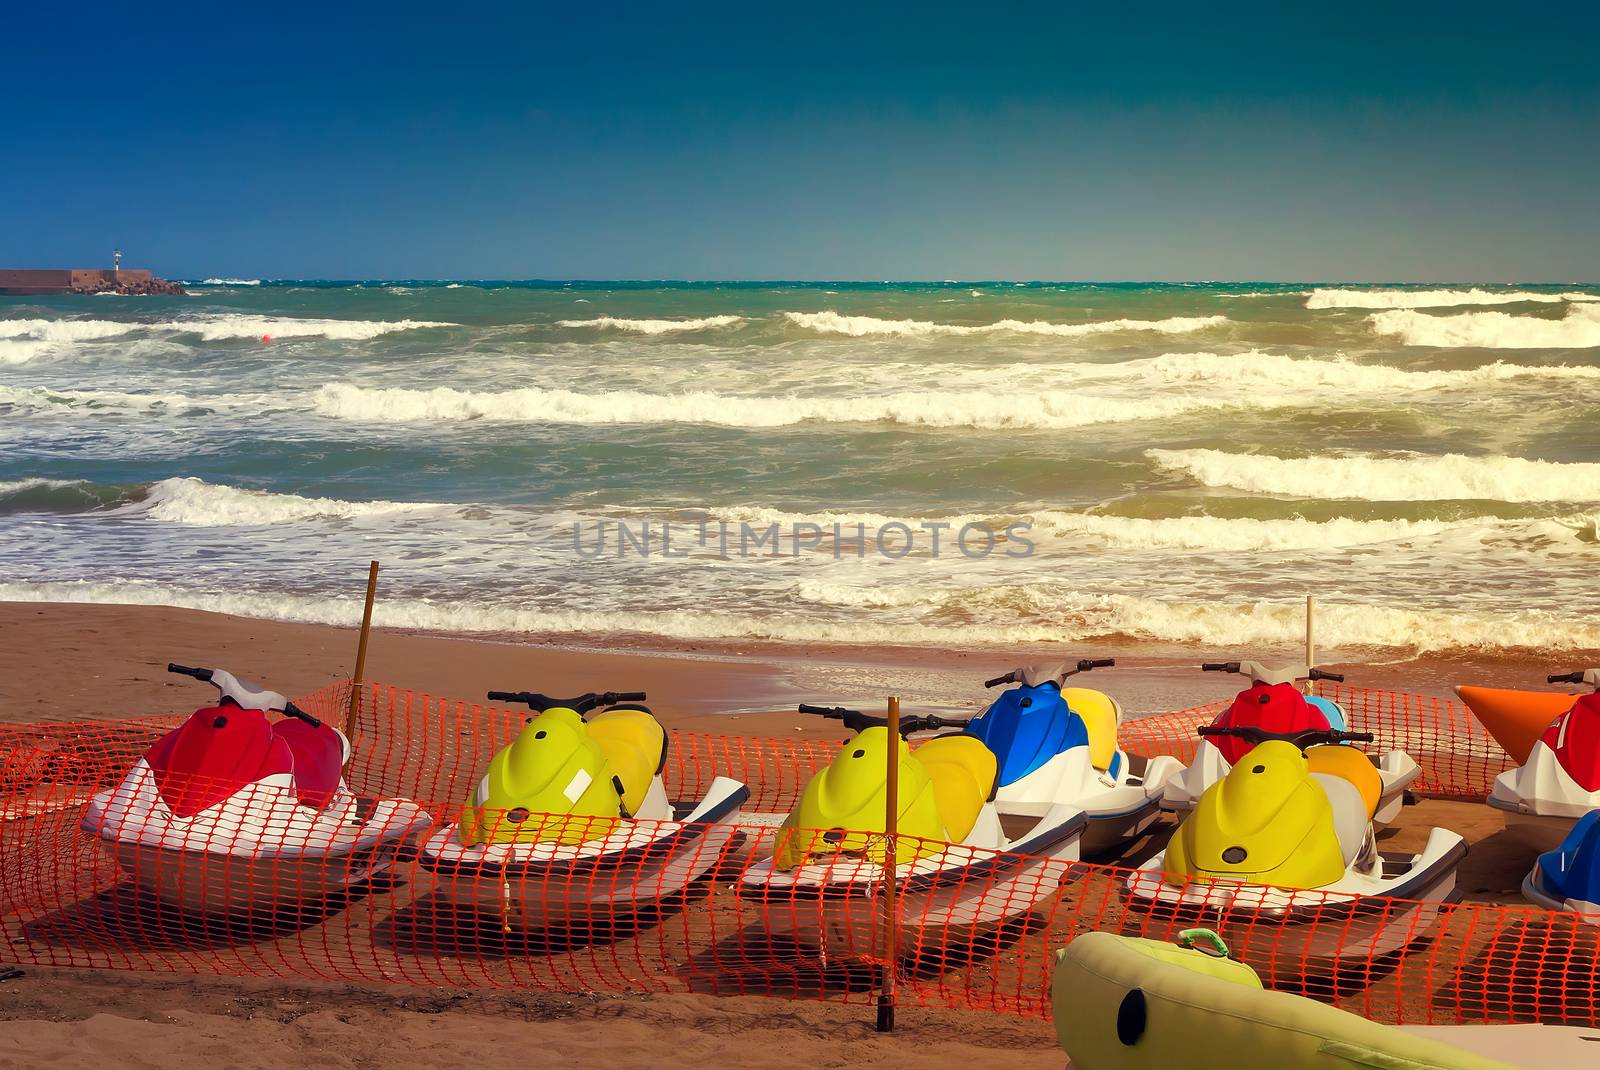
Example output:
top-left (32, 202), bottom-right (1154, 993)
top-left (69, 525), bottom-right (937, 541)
top-left (1160, 660), bottom-right (1420, 825)
top-left (81, 664), bottom-right (432, 916)
top-left (1485, 668), bottom-right (1600, 852)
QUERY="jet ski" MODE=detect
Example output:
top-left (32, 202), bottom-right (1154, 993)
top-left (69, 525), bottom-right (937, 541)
top-left (1161, 660), bottom-right (1419, 826)
top-left (81, 663), bottom-right (432, 916)
top-left (1482, 669), bottom-right (1600, 853)
top-left (418, 689), bottom-right (749, 931)
top-left (738, 704), bottom-right (1088, 961)
top-left (967, 659), bottom-right (1184, 854)
top-left (1124, 725), bottom-right (1465, 974)
top-left (1522, 808), bottom-right (1600, 923)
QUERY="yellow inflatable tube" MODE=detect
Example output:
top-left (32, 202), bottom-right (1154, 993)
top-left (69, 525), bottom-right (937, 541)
top-left (1052, 930), bottom-right (1516, 1070)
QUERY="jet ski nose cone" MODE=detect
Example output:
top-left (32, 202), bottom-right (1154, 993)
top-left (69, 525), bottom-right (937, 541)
top-left (1222, 846), bottom-right (1248, 864)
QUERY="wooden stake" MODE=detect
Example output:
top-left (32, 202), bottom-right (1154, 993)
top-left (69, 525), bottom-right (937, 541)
top-left (877, 695), bottom-right (900, 1033)
top-left (1304, 593), bottom-right (1315, 694)
top-left (344, 561), bottom-right (380, 764)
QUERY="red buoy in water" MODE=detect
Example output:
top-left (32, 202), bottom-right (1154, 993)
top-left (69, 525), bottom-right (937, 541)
top-left (260, 334), bottom-right (273, 343)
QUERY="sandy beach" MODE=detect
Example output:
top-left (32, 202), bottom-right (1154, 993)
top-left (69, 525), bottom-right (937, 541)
top-left (0, 601), bottom-right (1574, 1066)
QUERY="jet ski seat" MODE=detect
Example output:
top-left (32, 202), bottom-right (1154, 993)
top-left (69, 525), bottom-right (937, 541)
top-left (915, 735), bottom-right (998, 842)
top-left (1304, 694), bottom-right (1349, 732)
top-left (587, 707), bottom-right (667, 816)
top-left (1306, 744), bottom-right (1382, 819)
top-left (1311, 773), bottom-right (1373, 866)
top-left (1062, 687), bottom-right (1122, 772)
top-left (271, 718), bottom-right (346, 811)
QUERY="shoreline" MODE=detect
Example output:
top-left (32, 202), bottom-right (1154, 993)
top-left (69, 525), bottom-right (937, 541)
top-left (0, 602), bottom-right (1586, 730)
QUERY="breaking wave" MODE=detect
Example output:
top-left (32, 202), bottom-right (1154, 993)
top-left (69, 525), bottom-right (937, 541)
top-left (1369, 304), bottom-right (1600, 348)
top-left (1308, 288), bottom-right (1599, 310)
top-left (782, 310), bottom-right (1228, 337)
top-left (0, 315), bottom-right (454, 361)
top-left (1149, 449), bottom-right (1600, 503)
top-left (705, 504), bottom-right (1485, 553)
top-left (556, 315), bottom-right (745, 333)
top-left (311, 382), bottom-right (1290, 430)
top-left (200, 278), bottom-right (262, 286)
top-left (2, 579), bottom-right (1594, 653)
top-left (1120, 351), bottom-right (1600, 391)
top-left (126, 477), bottom-right (446, 526)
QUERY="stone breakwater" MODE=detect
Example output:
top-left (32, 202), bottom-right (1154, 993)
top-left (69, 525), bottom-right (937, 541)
top-left (0, 269), bottom-right (186, 296)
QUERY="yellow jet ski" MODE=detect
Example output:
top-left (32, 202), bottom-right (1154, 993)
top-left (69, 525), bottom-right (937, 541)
top-left (1122, 725), bottom-right (1465, 975)
top-left (419, 689), bottom-right (748, 930)
top-left (1052, 929), bottom-right (1596, 1070)
top-left (738, 704), bottom-right (1088, 960)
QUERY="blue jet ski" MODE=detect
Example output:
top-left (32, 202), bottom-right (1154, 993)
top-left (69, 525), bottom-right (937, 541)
top-left (1524, 808), bottom-right (1600, 923)
top-left (968, 659), bottom-right (1183, 854)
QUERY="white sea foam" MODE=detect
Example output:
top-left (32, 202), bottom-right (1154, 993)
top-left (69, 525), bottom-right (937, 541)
top-left (1124, 350), bottom-right (1600, 392)
top-left (0, 315), bottom-right (454, 361)
top-left (1149, 449), bottom-right (1600, 503)
top-left (127, 477), bottom-right (445, 526)
top-left (0, 384), bottom-right (283, 414)
top-left (1369, 304), bottom-right (1600, 348)
top-left (201, 278), bottom-right (261, 286)
top-left (782, 310), bottom-right (1227, 337)
top-left (704, 504), bottom-right (1483, 553)
top-left (3, 580), bottom-right (1594, 653)
top-left (556, 315), bottom-right (744, 333)
top-left (0, 478), bottom-right (84, 497)
top-left (311, 382), bottom-right (1288, 430)
top-left (1085, 594), bottom-right (1600, 653)
top-left (1308, 288), bottom-right (1599, 309)
top-left (169, 315), bottom-right (456, 341)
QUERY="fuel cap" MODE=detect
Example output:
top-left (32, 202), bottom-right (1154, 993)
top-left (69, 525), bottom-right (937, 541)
top-left (1222, 846), bottom-right (1248, 864)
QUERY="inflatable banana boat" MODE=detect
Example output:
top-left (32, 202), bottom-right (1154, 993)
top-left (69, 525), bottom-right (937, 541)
top-left (1052, 930), bottom-right (1597, 1070)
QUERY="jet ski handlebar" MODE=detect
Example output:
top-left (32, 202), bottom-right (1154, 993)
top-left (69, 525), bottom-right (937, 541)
top-left (797, 704), bottom-right (969, 735)
top-left (983, 658), bottom-right (1114, 688)
top-left (487, 690), bottom-right (647, 714)
top-left (1200, 661), bottom-right (1344, 683)
top-left (1197, 725), bottom-right (1373, 750)
top-left (1548, 669), bottom-right (1600, 687)
top-left (166, 663), bottom-right (322, 727)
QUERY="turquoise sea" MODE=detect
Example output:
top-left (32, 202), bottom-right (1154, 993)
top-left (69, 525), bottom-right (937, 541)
top-left (2, 281), bottom-right (1597, 653)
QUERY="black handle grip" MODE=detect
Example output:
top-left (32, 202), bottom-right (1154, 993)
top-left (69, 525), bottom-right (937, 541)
top-left (1198, 725), bottom-right (1373, 749)
top-left (1078, 658), bottom-right (1115, 671)
top-left (1309, 668), bottom-right (1346, 683)
top-left (280, 701), bottom-right (323, 729)
top-left (798, 703), bottom-right (856, 719)
top-left (605, 691), bottom-right (648, 705)
top-left (982, 673), bottom-right (1015, 688)
top-left (167, 663), bottom-right (214, 682)
top-left (1549, 671), bottom-right (1586, 684)
top-left (1201, 662), bottom-right (1240, 673)
top-left (486, 690), bottom-right (524, 702)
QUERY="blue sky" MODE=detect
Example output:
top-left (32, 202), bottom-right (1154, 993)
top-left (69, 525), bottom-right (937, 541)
top-left (4, 3), bottom-right (1598, 280)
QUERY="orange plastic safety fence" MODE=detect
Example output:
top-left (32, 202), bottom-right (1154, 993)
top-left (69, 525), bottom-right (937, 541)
top-left (0, 680), bottom-right (1590, 1028)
